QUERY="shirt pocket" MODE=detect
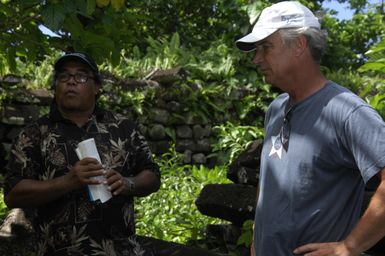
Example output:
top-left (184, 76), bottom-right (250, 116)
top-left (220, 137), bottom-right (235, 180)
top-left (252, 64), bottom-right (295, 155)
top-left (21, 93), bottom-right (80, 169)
top-left (295, 162), bottom-right (315, 200)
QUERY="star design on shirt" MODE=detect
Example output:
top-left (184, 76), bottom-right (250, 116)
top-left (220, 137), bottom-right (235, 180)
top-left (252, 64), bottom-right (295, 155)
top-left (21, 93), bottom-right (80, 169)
top-left (269, 135), bottom-right (283, 159)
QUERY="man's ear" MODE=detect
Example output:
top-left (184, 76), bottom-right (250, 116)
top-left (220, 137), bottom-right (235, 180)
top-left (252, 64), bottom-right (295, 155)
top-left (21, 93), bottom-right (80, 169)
top-left (293, 35), bottom-right (308, 57)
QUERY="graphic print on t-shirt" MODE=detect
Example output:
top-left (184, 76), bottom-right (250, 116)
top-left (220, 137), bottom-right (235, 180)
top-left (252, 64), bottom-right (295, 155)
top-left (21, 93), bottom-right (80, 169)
top-left (269, 134), bottom-right (283, 159)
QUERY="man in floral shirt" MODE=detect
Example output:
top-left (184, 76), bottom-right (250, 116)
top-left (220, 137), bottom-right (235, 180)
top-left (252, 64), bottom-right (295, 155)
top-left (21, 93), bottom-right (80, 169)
top-left (3, 52), bottom-right (161, 255)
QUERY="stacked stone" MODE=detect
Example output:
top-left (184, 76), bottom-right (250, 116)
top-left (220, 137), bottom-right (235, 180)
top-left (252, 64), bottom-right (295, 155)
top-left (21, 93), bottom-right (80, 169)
top-left (0, 69), bottom-right (218, 167)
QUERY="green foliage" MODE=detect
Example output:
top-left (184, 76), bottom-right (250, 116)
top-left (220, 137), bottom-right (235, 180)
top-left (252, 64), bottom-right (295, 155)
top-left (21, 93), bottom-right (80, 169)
top-left (166, 82), bottom-right (232, 124)
top-left (2, 0), bottom-right (383, 74)
top-left (0, 87), bottom-right (7, 112)
top-left (135, 148), bottom-right (230, 244)
top-left (145, 33), bottom-right (184, 70)
top-left (321, 6), bottom-right (385, 70)
top-left (187, 42), bottom-right (238, 82)
top-left (0, 188), bottom-right (8, 223)
top-left (102, 33), bottom-right (190, 79)
top-left (210, 122), bottom-right (264, 165)
top-left (20, 54), bottom-right (58, 90)
top-left (324, 67), bottom-right (385, 117)
top-left (359, 38), bottom-right (385, 74)
top-left (366, 94), bottom-right (385, 119)
top-left (106, 32), bottom-right (243, 84)
top-left (0, 0), bottom-right (250, 71)
top-left (96, 33), bottom-right (273, 126)
top-left (99, 86), bottom-right (155, 117)
top-left (323, 68), bottom-right (371, 95)
top-left (357, 38), bottom-right (385, 116)
top-left (125, 0), bottom-right (250, 50)
top-left (237, 220), bottom-right (254, 247)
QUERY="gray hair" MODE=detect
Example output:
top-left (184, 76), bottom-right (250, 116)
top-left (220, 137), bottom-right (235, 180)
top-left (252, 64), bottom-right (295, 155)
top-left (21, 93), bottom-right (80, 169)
top-left (278, 27), bottom-right (327, 63)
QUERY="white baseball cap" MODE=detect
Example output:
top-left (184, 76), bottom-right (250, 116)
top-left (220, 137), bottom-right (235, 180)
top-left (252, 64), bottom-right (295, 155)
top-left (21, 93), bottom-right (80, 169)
top-left (235, 1), bottom-right (320, 52)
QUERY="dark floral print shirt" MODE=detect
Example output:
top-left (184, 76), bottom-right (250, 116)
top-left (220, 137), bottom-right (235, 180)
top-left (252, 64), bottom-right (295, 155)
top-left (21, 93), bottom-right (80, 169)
top-left (4, 104), bottom-right (160, 256)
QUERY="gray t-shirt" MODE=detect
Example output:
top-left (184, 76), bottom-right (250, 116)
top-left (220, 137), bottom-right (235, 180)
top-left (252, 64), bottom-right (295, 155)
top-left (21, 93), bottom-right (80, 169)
top-left (254, 81), bottom-right (385, 255)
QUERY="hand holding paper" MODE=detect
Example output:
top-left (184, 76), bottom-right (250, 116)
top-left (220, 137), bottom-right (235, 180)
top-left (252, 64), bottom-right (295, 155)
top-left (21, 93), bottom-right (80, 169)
top-left (75, 138), bottom-right (112, 203)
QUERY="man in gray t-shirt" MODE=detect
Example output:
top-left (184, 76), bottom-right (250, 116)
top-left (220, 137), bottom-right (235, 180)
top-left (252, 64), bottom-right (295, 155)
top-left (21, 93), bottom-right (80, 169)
top-left (235, 1), bottom-right (385, 256)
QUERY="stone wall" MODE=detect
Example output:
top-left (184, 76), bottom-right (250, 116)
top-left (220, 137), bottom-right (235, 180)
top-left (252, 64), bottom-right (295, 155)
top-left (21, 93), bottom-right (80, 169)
top-left (0, 68), bottom-right (256, 167)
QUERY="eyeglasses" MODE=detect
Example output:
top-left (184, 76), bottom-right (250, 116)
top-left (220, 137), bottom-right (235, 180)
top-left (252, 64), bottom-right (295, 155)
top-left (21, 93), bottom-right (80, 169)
top-left (279, 106), bottom-right (293, 151)
top-left (280, 116), bottom-right (291, 148)
top-left (56, 72), bottom-right (94, 84)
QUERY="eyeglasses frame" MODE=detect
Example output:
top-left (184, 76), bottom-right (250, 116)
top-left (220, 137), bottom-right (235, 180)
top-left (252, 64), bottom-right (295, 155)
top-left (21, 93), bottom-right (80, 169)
top-left (56, 72), bottom-right (95, 84)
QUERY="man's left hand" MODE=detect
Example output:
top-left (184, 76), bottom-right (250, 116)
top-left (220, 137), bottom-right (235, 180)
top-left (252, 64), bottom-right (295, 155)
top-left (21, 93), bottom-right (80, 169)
top-left (104, 169), bottom-right (127, 196)
top-left (293, 241), bottom-right (359, 256)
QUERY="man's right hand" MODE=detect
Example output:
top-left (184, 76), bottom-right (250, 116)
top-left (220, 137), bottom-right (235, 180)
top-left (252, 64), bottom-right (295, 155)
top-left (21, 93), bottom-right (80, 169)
top-left (66, 157), bottom-right (105, 189)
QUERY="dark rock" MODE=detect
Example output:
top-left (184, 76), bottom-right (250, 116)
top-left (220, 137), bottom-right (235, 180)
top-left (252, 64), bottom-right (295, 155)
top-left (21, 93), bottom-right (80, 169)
top-left (30, 89), bottom-right (54, 105)
top-left (182, 150), bottom-right (192, 164)
top-left (150, 108), bottom-right (170, 124)
top-left (206, 224), bottom-right (241, 245)
top-left (195, 139), bottom-right (211, 153)
top-left (137, 235), bottom-right (224, 256)
top-left (138, 123), bottom-right (148, 137)
top-left (175, 139), bottom-right (195, 152)
top-left (1, 104), bottom-right (41, 125)
top-left (148, 140), bottom-right (171, 154)
top-left (195, 184), bottom-right (257, 226)
top-left (192, 153), bottom-right (206, 164)
top-left (227, 140), bottom-right (262, 186)
top-left (148, 124), bottom-right (166, 140)
top-left (205, 224), bottom-right (249, 256)
top-left (233, 166), bottom-right (258, 186)
top-left (0, 75), bottom-right (23, 86)
top-left (184, 112), bottom-right (207, 125)
top-left (146, 67), bottom-right (188, 85)
top-left (167, 101), bottom-right (181, 112)
top-left (193, 124), bottom-right (211, 140)
top-left (176, 125), bottom-right (193, 139)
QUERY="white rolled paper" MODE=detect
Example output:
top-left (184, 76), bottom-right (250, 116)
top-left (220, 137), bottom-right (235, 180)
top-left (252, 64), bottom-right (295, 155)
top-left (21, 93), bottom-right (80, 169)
top-left (75, 138), bottom-right (112, 203)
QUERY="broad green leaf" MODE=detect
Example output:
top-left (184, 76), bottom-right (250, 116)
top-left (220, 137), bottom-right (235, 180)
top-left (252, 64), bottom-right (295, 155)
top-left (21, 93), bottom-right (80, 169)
top-left (358, 62), bottom-right (385, 73)
top-left (41, 3), bottom-right (67, 31)
top-left (63, 13), bottom-right (84, 37)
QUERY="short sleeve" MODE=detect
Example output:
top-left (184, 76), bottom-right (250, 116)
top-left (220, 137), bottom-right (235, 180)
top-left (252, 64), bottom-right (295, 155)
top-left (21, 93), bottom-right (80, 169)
top-left (4, 124), bottom-right (43, 195)
top-left (127, 123), bottom-right (160, 178)
top-left (343, 105), bottom-right (385, 183)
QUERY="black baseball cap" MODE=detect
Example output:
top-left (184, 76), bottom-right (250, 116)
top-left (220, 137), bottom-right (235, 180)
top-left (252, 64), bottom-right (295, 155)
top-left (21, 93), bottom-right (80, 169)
top-left (54, 52), bottom-right (99, 73)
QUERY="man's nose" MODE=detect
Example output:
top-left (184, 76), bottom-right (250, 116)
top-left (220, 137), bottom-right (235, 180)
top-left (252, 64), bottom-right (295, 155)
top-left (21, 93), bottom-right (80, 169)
top-left (66, 74), bottom-right (77, 84)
